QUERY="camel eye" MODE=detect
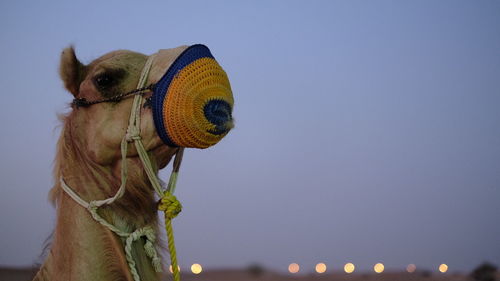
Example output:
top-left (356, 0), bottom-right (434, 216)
top-left (94, 73), bottom-right (115, 89)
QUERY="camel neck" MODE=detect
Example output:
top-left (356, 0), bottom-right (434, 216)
top-left (59, 119), bottom-right (159, 225)
top-left (36, 124), bottom-right (161, 281)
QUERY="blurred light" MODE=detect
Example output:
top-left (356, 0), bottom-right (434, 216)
top-left (439, 264), bottom-right (448, 273)
top-left (191, 263), bottom-right (202, 274)
top-left (169, 265), bottom-right (181, 273)
top-left (344, 263), bottom-right (355, 273)
top-left (288, 263), bottom-right (300, 274)
top-left (374, 263), bottom-right (384, 273)
top-left (406, 264), bottom-right (416, 273)
top-left (315, 263), bottom-right (327, 274)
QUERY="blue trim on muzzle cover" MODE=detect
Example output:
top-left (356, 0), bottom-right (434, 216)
top-left (204, 99), bottom-right (233, 135)
top-left (152, 44), bottom-right (215, 147)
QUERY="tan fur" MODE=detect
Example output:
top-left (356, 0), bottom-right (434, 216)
top-left (59, 46), bottom-right (86, 96)
top-left (36, 46), bottom-right (187, 281)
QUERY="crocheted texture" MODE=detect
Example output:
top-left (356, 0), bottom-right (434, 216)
top-left (152, 44), bottom-right (234, 148)
top-left (61, 54), bottom-right (184, 281)
top-left (59, 44), bottom-right (233, 281)
top-left (204, 99), bottom-right (233, 135)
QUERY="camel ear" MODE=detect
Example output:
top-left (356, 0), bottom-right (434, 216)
top-left (59, 46), bottom-right (85, 96)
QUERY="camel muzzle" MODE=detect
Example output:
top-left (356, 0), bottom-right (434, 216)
top-left (151, 44), bottom-right (234, 149)
top-left (63, 45), bottom-right (233, 281)
top-left (71, 44), bottom-right (234, 149)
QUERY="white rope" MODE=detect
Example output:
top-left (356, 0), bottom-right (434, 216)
top-left (126, 54), bottom-right (164, 197)
top-left (60, 135), bottom-right (130, 209)
top-left (59, 54), bottom-right (173, 281)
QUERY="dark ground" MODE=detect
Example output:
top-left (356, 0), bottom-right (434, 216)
top-left (2, 267), bottom-right (493, 281)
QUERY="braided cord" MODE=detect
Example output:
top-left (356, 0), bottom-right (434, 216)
top-left (61, 54), bottom-right (185, 281)
top-left (60, 177), bottom-right (164, 281)
top-left (158, 191), bottom-right (182, 281)
top-left (132, 54), bottom-right (184, 281)
top-left (161, 148), bottom-right (184, 281)
top-left (166, 219), bottom-right (179, 280)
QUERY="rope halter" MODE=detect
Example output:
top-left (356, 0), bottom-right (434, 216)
top-left (60, 44), bottom-right (233, 281)
top-left (61, 53), bottom-right (184, 281)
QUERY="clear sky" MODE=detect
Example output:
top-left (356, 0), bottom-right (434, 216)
top-left (0, 0), bottom-right (499, 274)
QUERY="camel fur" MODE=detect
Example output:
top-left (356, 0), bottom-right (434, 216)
top-left (34, 45), bottom-right (188, 281)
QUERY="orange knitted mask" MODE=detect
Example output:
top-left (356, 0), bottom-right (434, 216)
top-left (151, 44), bottom-right (234, 149)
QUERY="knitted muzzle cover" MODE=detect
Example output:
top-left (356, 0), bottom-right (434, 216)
top-left (151, 44), bottom-right (234, 149)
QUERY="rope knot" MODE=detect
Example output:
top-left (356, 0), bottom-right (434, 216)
top-left (125, 127), bottom-right (142, 142)
top-left (125, 226), bottom-right (163, 274)
top-left (129, 226), bottom-right (156, 243)
top-left (87, 201), bottom-right (99, 212)
top-left (158, 192), bottom-right (182, 219)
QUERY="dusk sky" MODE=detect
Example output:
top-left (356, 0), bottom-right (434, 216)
top-left (1, 0), bottom-right (499, 274)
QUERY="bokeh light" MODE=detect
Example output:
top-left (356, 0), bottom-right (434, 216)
top-left (315, 263), bottom-right (327, 273)
top-left (288, 263), bottom-right (300, 274)
top-left (191, 263), bottom-right (202, 274)
top-left (169, 265), bottom-right (181, 273)
top-left (344, 263), bottom-right (355, 273)
top-left (374, 263), bottom-right (384, 273)
top-left (406, 264), bottom-right (416, 273)
top-left (439, 264), bottom-right (448, 273)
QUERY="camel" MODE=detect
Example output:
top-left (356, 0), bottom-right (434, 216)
top-left (34, 45), bottom-right (234, 281)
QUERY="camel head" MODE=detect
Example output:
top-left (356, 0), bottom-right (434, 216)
top-left (38, 45), bottom-right (234, 281)
top-left (59, 45), bottom-right (234, 168)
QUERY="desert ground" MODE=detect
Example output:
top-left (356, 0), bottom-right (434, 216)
top-left (1, 267), bottom-right (491, 281)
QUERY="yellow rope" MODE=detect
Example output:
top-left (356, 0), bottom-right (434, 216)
top-left (130, 55), bottom-right (184, 281)
top-left (158, 191), bottom-right (182, 281)
top-left (61, 54), bottom-right (185, 281)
